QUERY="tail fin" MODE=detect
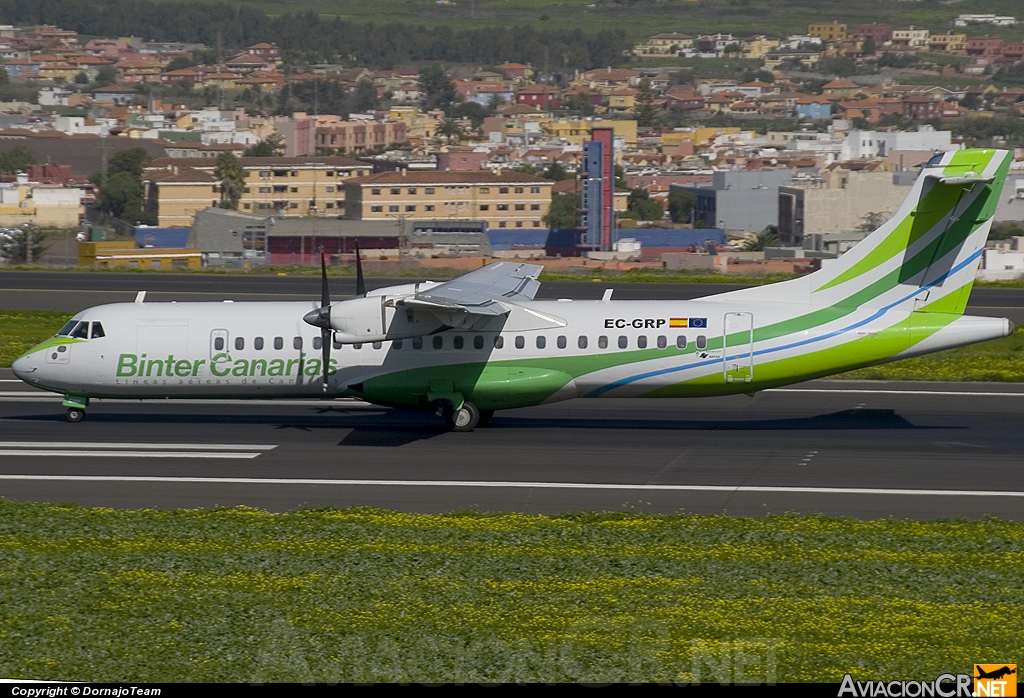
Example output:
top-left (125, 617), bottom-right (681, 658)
top-left (717, 148), bottom-right (1011, 314)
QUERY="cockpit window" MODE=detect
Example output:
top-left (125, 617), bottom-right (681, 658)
top-left (90, 322), bottom-right (105, 339)
top-left (56, 320), bottom-right (78, 336)
top-left (70, 321), bottom-right (89, 339)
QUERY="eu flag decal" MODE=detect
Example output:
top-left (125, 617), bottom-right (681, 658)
top-left (688, 317), bottom-right (708, 328)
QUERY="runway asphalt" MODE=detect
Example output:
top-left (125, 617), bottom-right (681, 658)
top-left (2, 368), bottom-right (1023, 520)
top-left (2, 270), bottom-right (1024, 324)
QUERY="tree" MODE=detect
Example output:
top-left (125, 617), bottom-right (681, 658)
top-left (543, 192), bottom-right (578, 228)
top-left (352, 78), bottom-right (380, 113)
top-left (419, 64), bottom-right (457, 112)
top-left (214, 152), bottom-right (246, 209)
top-left (0, 146), bottom-right (35, 173)
top-left (621, 188), bottom-right (664, 221)
top-left (450, 101), bottom-right (488, 129)
top-left (569, 91), bottom-right (594, 118)
top-left (435, 117), bottom-right (463, 143)
top-left (740, 227), bottom-right (781, 251)
top-left (0, 226), bottom-right (43, 264)
top-left (74, 71), bottom-right (89, 85)
top-left (244, 132), bottom-right (286, 157)
top-left (107, 148), bottom-right (151, 179)
top-left (165, 56), bottom-right (195, 72)
top-left (94, 65), bottom-right (118, 87)
top-left (614, 164), bottom-right (627, 190)
top-left (668, 188), bottom-right (696, 223)
top-left (634, 78), bottom-right (657, 127)
top-left (97, 171), bottom-right (142, 219)
top-left (543, 161), bottom-right (569, 181)
top-left (861, 37), bottom-right (876, 56)
top-left (856, 211), bottom-right (891, 232)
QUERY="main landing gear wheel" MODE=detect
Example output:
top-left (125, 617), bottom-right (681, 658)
top-left (443, 401), bottom-right (480, 432)
top-left (477, 409), bottom-right (495, 427)
top-left (66, 408), bottom-right (85, 423)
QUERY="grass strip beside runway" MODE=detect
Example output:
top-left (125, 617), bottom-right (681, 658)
top-left (838, 327), bottom-right (1024, 381)
top-left (0, 500), bottom-right (1020, 682)
top-left (0, 311), bottom-right (72, 367)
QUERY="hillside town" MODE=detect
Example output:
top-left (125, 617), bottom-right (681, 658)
top-left (2, 16), bottom-right (1024, 278)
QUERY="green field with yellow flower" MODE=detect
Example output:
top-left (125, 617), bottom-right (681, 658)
top-left (0, 501), bottom-right (1020, 682)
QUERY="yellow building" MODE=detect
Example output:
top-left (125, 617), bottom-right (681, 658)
top-left (929, 32), bottom-right (967, 52)
top-left (808, 22), bottom-right (847, 41)
top-left (605, 88), bottom-right (638, 113)
top-left (660, 127), bottom-right (741, 147)
top-left (0, 183), bottom-right (83, 227)
top-left (389, 106), bottom-right (444, 141)
top-left (540, 118), bottom-right (638, 148)
top-left (78, 241), bottom-right (202, 269)
top-left (143, 156), bottom-right (373, 227)
top-left (741, 35), bottom-right (781, 59)
top-left (344, 171), bottom-right (552, 230)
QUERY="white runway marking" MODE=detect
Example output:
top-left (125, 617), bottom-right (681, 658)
top-left (0, 441), bottom-right (277, 451)
top-left (0, 475), bottom-right (1021, 498)
top-left (768, 388), bottom-right (1024, 397)
top-left (0, 442), bottom-right (276, 459)
top-left (0, 450), bottom-right (263, 459)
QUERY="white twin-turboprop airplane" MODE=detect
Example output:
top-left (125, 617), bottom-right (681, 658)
top-left (11, 149), bottom-right (1016, 430)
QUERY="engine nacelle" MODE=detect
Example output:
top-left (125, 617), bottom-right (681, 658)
top-left (328, 295), bottom-right (446, 344)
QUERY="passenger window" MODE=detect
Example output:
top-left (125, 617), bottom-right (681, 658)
top-left (618, 336), bottom-right (628, 349)
top-left (537, 336), bottom-right (546, 349)
top-left (657, 335), bottom-right (667, 349)
top-left (293, 336), bottom-right (303, 350)
top-left (393, 339), bottom-right (403, 350)
top-left (372, 341), bottom-right (382, 349)
top-left (412, 337), bottom-right (423, 350)
top-left (353, 343), bottom-right (362, 349)
top-left (474, 335), bottom-right (484, 349)
top-left (90, 322), bottom-right (105, 339)
top-left (235, 337), bottom-right (244, 351)
top-left (255, 337), bottom-right (264, 350)
top-left (494, 336), bottom-right (504, 349)
top-left (454, 335), bottom-right (464, 350)
top-left (598, 336), bottom-right (608, 349)
top-left (433, 335), bottom-right (443, 350)
top-left (637, 336), bottom-right (647, 349)
top-left (515, 336), bottom-right (525, 349)
top-left (71, 321), bottom-right (89, 339)
top-left (696, 335), bottom-right (707, 350)
top-left (557, 335), bottom-right (566, 349)
top-left (313, 336), bottom-right (322, 350)
top-left (56, 320), bottom-right (78, 336)
top-left (214, 336), bottom-right (225, 351)
top-left (676, 335), bottom-right (687, 349)
top-left (274, 337), bottom-right (284, 350)
top-left (333, 338), bottom-right (343, 350)
top-left (578, 336), bottom-right (588, 349)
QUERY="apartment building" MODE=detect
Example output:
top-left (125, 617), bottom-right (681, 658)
top-left (892, 27), bottom-right (931, 48)
top-left (344, 171), bottom-right (552, 230)
top-left (144, 156), bottom-right (373, 227)
top-left (928, 32), bottom-right (967, 52)
top-left (808, 22), bottom-right (847, 41)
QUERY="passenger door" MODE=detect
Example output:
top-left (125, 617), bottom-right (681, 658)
top-left (723, 312), bottom-right (754, 383)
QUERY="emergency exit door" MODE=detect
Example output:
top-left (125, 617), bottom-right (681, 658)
top-left (723, 312), bottom-right (754, 383)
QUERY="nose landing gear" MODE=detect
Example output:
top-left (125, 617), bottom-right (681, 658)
top-left (62, 395), bottom-right (88, 423)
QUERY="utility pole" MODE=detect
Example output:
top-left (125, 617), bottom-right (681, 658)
top-left (388, 212), bottom-right (411, 262)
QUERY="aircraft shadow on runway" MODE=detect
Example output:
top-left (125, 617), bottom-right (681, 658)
top-left (7, 407), bottom-right (954, 448)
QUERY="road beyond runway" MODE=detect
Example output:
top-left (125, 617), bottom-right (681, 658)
top-left (1, 371), bottom-right (1022, 520)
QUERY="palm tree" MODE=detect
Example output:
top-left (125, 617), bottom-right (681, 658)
top-left (435, 117), bottom-right (464, 144)
top-left (740, 228), bottom-right (780, 251)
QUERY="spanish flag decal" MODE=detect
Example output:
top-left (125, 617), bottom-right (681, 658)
top-left (669, 318), bottom-right (688, 328)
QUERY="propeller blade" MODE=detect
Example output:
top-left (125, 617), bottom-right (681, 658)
top-left (354, 238), bottom-right (366, 297)
top-left (320, 251), bottom-right (330, 310)
top-left (320, 251), bottom-right (331, 391)
top-left (322, 327), bottom-right (331, 392)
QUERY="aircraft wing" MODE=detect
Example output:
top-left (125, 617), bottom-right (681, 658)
top-left (396, 261), bottom-right (543, 318)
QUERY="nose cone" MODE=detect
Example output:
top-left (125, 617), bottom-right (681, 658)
top-left (11, 354), bottom-right (35, 381)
